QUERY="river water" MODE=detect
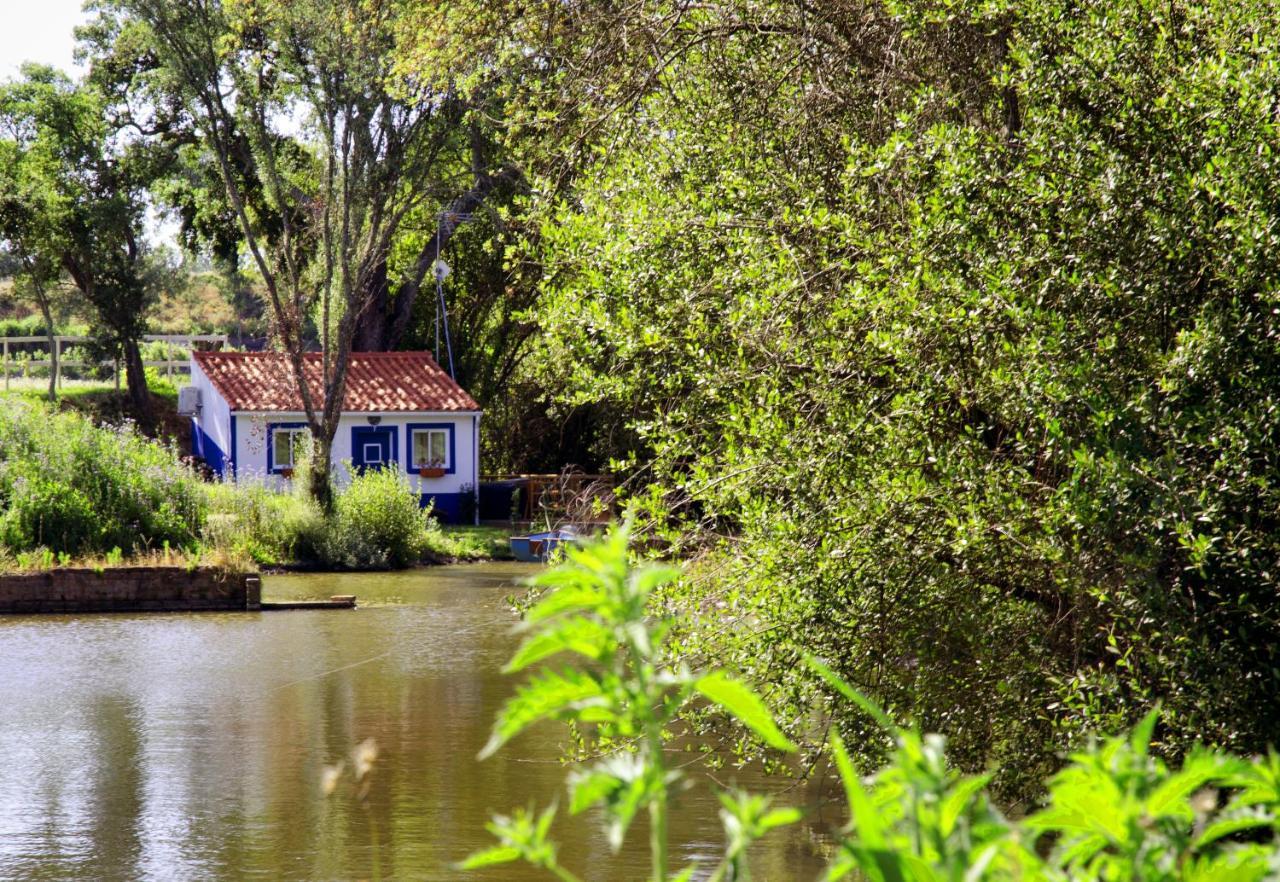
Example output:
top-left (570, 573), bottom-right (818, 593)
top-left (0, 563), bottom-right (837, 881)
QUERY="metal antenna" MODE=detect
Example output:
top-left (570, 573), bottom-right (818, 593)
top-left (432, 213), bottom-right (456, 379)
top-left (434, 224), bottom-right (441, 362)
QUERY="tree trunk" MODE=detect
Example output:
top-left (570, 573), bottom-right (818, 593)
top-left (352, 261), bottom-right (391, 352)
top-left (352, 166), bottom-right (521, 352)
top-left (310, 420), bottom-right (337, 513)
top-left (122, 337), bottom-right (150, 422)
top-left (34, 289), bottom-right (56, 404)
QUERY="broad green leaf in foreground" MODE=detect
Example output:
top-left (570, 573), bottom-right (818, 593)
top-left (694, 671), bottom-right (796, 752)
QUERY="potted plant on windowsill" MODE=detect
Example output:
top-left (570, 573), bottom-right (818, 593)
top-left (418, 461), bottom-right (446, 478)
top-left (281, 467), bottom-right (295, 479)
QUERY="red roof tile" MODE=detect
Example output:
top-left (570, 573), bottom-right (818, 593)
top-left (193, 351), bottom-right (480, 413)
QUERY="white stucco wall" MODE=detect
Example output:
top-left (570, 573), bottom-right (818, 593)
top-left (229, 411), bottom-right (480, 495)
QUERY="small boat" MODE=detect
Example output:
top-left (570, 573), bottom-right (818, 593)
top-left (510, 527), bottom-right (579, 563)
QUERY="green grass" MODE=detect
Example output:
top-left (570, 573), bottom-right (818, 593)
top-left (431, 525), bottom-right (515, 561)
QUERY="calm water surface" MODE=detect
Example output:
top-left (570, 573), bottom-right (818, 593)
top-left (0, 563), bottom-right (838, 881)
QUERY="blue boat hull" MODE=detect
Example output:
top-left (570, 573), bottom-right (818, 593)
top-left (510, 529), bottom-right (578, 563)
top-left (510, 536), bottom-right (536, 562)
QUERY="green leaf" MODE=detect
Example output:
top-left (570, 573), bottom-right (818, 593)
top-left (694, 671), bottom-right (796, 752)
top-left (1146, 750), bottom-right (1226, 818)
top-left (830, 729), bottom-right (888, 851)
top-left (1182, 848), bottom-right (1271, 882)
top-left (604, 774), bottom-right (651, 852)
top-left (629, 563), bottom-right (681, 597)
top-left (524, 583), bottom-right (606, 624)
top-left (1129, 706), bottom-right (1160, 757)
top-left (806, 655), bottom-right (896, 732)
top-left (505, 616), bottom-right (612, 672)
top-left (480, 668), bottom-right (607, 759)
top-left (568, 766), bottom-right (623, 815)
top-left (939, 773), bottom-right (992, 837)
top-left (759, 806), bottom-right (803, 831)
top-left (1192, 811), bottom-right (1274, 850)
top-left (458, 845), bottom-right (521, 869)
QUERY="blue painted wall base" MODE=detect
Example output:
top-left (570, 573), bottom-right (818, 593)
top-left (421, 492), bottom-right (469, 524)
top-left (191, 419), bottom-right (227, 478)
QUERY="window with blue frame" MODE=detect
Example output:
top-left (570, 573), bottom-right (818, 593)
top-left (269, 423), bottom-right (310, 473)
top-left (406, 423), bottom-right (455, 473)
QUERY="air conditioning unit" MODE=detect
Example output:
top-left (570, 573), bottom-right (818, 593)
top-left (177, 386), bottom-right (202, 416)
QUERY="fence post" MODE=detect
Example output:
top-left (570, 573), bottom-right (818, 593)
top-left (53, 338), bottom-right (61, 390)
top-left (114, 358), bottom-right (120, 391)
top-left (2, 339), bottom-right (7, 392)
top-left (166, 340), bottom-right (173, 383)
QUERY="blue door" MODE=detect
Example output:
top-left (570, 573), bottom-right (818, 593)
top-left (352, 426), bottom-right (397, 472)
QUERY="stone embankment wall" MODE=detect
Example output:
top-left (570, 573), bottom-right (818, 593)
top-left (0, 568), bottom-right (262, 614)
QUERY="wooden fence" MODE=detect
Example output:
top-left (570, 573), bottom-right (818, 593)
top-left (479, 472), bottom-right (616, 524)
top-left (0, 334), bottom-right (228, 391)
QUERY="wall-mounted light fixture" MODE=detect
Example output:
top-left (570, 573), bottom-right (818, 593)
top-left (366, 415), bottom-right (382, 426)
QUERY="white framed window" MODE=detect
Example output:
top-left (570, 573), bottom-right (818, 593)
top-left (272, 426), bottom-right (309, 471)
top-left (410, 427), bottom-right (450, 469)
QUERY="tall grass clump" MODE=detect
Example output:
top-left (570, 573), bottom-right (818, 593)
top-left (317, 466), bottom-right (431, 569)
top-left (202, 462), bottom-right (435, 570)
top-left (202, 481), bottom-right (324, 566)
top-left (0, 397), bottom-right (204, 554)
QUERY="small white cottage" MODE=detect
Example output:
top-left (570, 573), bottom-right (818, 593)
top-left (184, 351), bottom-right (481, 524)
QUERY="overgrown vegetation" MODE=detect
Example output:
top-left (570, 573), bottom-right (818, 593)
top-left (0, 397), bottom-right (202, 555)
top-left (315, 466), bottom-right (432, 569)
top-left (390, 0), bottom-right (1280, 794)
top-left (472, 529), bottom-right (1280, 882)
top-left (2, 0), bottom-right (1276, 820)
top-left (0, 397), bottom-right (498, 571)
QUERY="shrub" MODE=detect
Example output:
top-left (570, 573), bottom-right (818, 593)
top-left (317, 466), bottom-right (430, 569)
top-left (0, 398), bottom-right (204, 554)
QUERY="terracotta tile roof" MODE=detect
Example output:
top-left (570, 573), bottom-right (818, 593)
top-left (192, 351), bottom-right (481, 413)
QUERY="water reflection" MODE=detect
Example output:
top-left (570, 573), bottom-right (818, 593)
top-left (0, 563), bottom-right (836, 880)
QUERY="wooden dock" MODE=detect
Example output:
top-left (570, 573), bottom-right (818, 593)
top-left (261, 595), bottom-right (356, 611)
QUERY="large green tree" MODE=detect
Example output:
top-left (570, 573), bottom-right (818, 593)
top-left (0, 64), bottom-right (163, 415)
top-left (94, 0), bottom-right (527, 504)
top-left (407, 0), bottom-right (1280, 791)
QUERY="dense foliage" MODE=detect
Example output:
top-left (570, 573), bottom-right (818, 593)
top-left (0, 64), bottom-right (176, 413)
top-left (418, 0), bottom-right (1280, 792)
top-left (0, 398), bottom-right (203, 554)
top-left (315, 466), bottom-right (433, 569)
top-left (3, 0), bottom-right (1278, 801)
top-left (475, 530), bottom-right (1280, 881)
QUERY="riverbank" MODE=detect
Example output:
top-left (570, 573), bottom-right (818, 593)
top-left (0, 525), bottom-right (515, 578)
top-left (253, 525), bottom-right (516, 573)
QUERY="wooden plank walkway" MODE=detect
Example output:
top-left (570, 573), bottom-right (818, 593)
top-left (261, 595), bottom-right (357, 611)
